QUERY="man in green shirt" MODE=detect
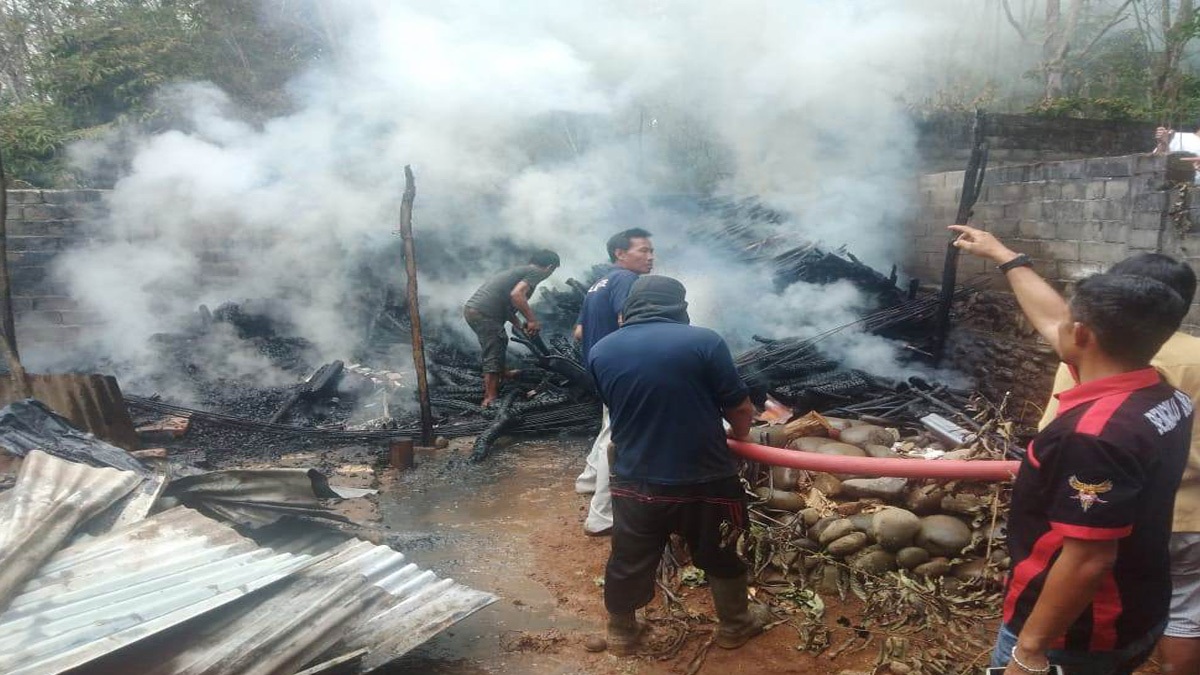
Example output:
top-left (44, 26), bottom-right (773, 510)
top-left (463, 249), bottom-right (560, 407)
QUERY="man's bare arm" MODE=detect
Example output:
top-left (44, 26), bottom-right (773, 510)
top-left (949, 224), bottom-right (1069, 355)
top-left (722, 397), bottom-right (754, 440)
top-left (1006, 537), bottom-right (1119, 673)
top-left (510, 281), bottom-right (540, 335)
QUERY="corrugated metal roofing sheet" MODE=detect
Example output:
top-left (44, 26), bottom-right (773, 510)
top-left (0, 506), bottom-right (323, 675)
top-left (0, 450), bottom-right (142, 612)
top-left (0, 376), bottom-right (140, 450)
top-left (103, 535), bottom-right (497, 674)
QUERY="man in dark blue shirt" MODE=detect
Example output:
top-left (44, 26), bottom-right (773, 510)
top-left (586, 275), bottom-right (769, 656)
top-left (573, 228), bottom-right (654, 537)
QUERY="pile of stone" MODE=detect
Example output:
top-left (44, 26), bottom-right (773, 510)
top-left (748, 415), bottom-right (1007, 588)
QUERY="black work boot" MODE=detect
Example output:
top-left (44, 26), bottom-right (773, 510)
top-left (606, 611), bottom-right (644, 656)
top-left (709, 575), bottom-right (772, 649)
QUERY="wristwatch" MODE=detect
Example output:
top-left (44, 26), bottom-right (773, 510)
top-left (998, 253), bottom-right (1032, 273)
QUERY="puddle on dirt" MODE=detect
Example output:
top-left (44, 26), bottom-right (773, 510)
top-left (378, 436), bottom-right (593, 674)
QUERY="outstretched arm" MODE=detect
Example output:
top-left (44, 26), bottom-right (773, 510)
top-left (949, 224), bottom-right (1069, 356)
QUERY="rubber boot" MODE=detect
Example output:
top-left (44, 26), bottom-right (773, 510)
top-left (709, 575), bottom-right (771, 649)
top-left (606, 611), bottom-right (644, 656)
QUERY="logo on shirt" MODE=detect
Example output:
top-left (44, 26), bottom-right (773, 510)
top-left (1144, 390), bottom-right (1194, 435)
top-left (1068, 476), bottom-right (1112, 512)
top-left (588, 279), bottom-right (610, 293)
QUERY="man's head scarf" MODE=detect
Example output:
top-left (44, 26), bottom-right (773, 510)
top-left (622, 275), bottom-right (689, 326)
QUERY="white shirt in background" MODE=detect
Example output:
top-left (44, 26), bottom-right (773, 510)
top-left (1169, 132), bottom-right (1200, 154)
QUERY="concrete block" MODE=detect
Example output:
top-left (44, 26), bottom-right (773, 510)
top-left (997, 184), bottom-right (1023, 202)
top-left (1129, 229), bottom-right (1161, 249)
top-left (7, 190), bottom-right (44, 204)
top-left (1043, 183), bottom-right (1062, 199)
top-left (1080, 241), bottom-right (1128, 264)
top-left (7, 220), bottom-right (81, 237)
top-left (918, 175), bottom-right (944, 190)
top-left (7, 236), bottom-right (66, 253)
top-left (987, 219), bottom-right (1019, 237)
top-left (8, 297), bottom-right (34, 313)
top-left (1086, 180), bottom-right (1108, 199)
top-left (1087, 156), bottom-right (1135, 177)
top-left (1046, 200), bottom-right (1087, 221)
top-left (43, 189), bottom-right (104, 204)
top-left (23, 311), bottom-right (64, 326)
top-left (20, 204), bottom-right (70, 221)
top-left (1134, 191), bottom-right (1168, 213)
top-left (1059, 182), bottom-right (1087, 200)
top-left (58, 310), bottom-right (102, 325)
top-left (1134, 154), bottom-right (1168, 175)
top-left (1019, 220), bottom-right (1057, 239)
top-left (1133, 211), bottom-right (1165, 231)
top-left (1075, 222), bottom-right (1103, 241)
top-left (8, 251), bottom-right (59, 268)
top-left (1105, 180), bottom-right (1131, 200)
top-left (1010, 239), bottom-right (1045, 259)
top-left (1062, 161), bottom-right (1087, 179)
top-left (31, 297), bottom-right (77, 311)
top-left (1056, 221), bottom-right (1087, 240)
top-left (1101, 222), bottom-right (1130, 243)
top-left (1043, 240), bottom-right (1081, 260)
top-left (1058, 260), bottom-right (1106, 280)
top-left (1086, 200), bottom-right (1128, 220)
top-left (14, 325), bottom-right (81, 345)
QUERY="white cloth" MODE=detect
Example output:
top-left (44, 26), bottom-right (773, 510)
top-left (579, 407), bottom-right (613, 533)
top-left (575, 406), bottom-right (609, 492)
top-left (1169, 132), bottom-right (1200, 154)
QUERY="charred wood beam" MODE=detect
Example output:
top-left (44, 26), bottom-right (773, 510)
top-left (0, 147), bottom-right (25, 389)
top-left (470, 389), bottom-right (521, 462)
top-left (931, 109), bottom-right (988, 366)
top-left (399, 165), bottom-right (435, 446)
top-left (269, 360), bottom-right (344, 424)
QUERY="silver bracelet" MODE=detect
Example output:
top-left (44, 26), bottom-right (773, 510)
top-left (1010, 645), bottom-right (1051, 674)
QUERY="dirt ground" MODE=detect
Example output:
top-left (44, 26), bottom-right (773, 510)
top-left (367, 437), bottom-right (921, 675)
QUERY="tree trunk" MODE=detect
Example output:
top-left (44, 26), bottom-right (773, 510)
top-left (1153, 0), bottom-right (1197, 116)
top-left (1043, 0), bottom-right (1087, 101)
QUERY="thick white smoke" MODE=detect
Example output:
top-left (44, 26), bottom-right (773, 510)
top-left (52, 0), bottom-right (979, 388)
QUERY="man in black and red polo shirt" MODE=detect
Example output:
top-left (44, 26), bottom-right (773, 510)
top-left (951, 224), bottom-right (1192, 675)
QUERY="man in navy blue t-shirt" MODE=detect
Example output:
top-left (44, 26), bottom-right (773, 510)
top-left (573, 228), bottom-right (654, 537)
top-left (586, 275), bottom-right (770, 656)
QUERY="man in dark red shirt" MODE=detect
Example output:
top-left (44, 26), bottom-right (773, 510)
top-left (951, 224), bottom-right (1191, 674)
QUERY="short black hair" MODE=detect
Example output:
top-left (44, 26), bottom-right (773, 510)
top-left (1069, 273), bottom-right (1185, 366)
top-left (529, 249), bottom-right (560, 268)
top-left (1109, 253), bottom-right (1197, 307)
top-left (606, 228), bottom-right (653, 262)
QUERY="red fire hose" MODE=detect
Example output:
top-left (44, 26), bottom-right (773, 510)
top-left (727, 439), bottom-right (1021, 481)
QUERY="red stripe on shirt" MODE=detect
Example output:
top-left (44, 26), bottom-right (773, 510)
top-left (1049, 521), bottom-right (1132, 540)
top-left (1090, 572), bottom-right (1123, 651)
top-left (1003, 530), bottom-right (1064, 624)
top-left (1073, 392), bottom-right (1133, 436)
top-left (1026, 440), bottom-right (1040, 469)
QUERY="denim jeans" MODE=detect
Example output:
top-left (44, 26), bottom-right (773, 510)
top-left (990, 622), bottom-right (1163, 675)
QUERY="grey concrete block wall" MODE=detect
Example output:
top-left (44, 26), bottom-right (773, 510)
top-left (917, 113), bottom-right (1156, 174)
top-left (3, 189), bottom-right (105, 349)
top-left (909, 153), bottom-right (1200, 332)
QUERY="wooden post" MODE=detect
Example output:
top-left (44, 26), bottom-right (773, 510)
top-left (0, 146), bottom-right (27, 390)
top-left (931, 110), bottom-right (988, 366)
top-left (399, 165), bottom-right (434, 445)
